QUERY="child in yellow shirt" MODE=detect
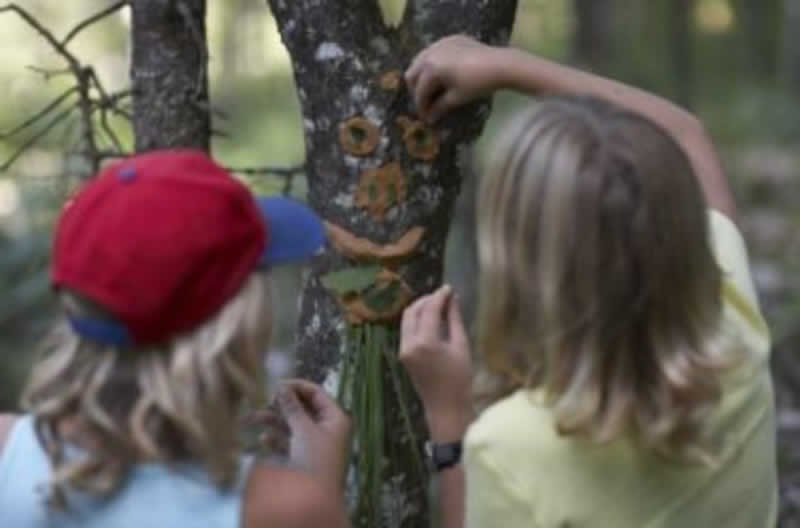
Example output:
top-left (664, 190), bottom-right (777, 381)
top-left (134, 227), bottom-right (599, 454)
top-left (400, 36), bottom-right (777, 528)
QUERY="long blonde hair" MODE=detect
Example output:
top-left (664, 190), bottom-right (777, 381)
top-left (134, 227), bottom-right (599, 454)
top-left (475, 96), bottom-right (737, 461)
top-left (22, 272), bottom-right (272, 508)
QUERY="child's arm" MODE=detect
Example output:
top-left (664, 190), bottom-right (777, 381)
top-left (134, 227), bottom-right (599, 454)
top-left (399, 285), bottom-right (473, 528)
top-left (405, 36), bottom-right (737, 221)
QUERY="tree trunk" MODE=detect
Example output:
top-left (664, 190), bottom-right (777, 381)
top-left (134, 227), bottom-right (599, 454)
top-left (130, 0), bottom-right (210, 152)
top-left (266, 1), bottom-right (517, 526)
top-left (669, 0), bottom-right (694, 109)
top-left (737, 0), bottom-right (781, 80)
top-left (786, 0), bottom-right (800, 90)
top-left (572, 0), bottom-right (615, 70)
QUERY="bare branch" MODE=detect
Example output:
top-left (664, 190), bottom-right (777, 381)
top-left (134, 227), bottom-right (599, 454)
top-left (0, 4), bottom-right (80, 70)
top-left (110, 106), bottom-right (133, 122)
top-left (211, 127), bottom-right (231, 139)
top-left (75, 68), bottom-right (100, 171)
top-left (1, 3), bottom-right (104, 170)
top-left (226, 164), bottom-right (306, 177)
top-left (25, 65), bottom-right (72, 80)
top-left (0, 86), bottom-right (78, 139)
top-left (95, 150), bottom-right (130, 161)
top-left (96, 89), bottom-right (134, 124)
top-left (61, 1), bottom-right (127, 48)
top-left (99, 110), bottom-right (124, 153)
top-left (0, 105), bottom-right (76, 172)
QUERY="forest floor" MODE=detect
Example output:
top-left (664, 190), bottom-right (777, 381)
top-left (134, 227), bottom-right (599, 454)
top-left (730, 144), bottom-right (800, 527)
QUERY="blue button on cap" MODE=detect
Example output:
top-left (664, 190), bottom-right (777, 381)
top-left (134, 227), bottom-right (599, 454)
top-left (118, 167), bottom-right (137, 182)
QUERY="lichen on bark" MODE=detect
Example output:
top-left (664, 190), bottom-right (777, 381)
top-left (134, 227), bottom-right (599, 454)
top-left (130, 0), bottom-right (210, 152)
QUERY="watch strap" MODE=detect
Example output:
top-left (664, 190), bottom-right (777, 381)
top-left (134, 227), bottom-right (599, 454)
top-left (425, 441), bottom-right (463, 472)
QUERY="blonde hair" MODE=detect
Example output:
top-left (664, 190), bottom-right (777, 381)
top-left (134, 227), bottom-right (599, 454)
top-left (475, 96), bottom-right (738, 461)
top-left (22, 272), bottom-right (272, 508)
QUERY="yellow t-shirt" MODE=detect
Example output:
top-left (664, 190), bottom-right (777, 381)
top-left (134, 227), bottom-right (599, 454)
top-left (464, 210), bottom-right (778, 528)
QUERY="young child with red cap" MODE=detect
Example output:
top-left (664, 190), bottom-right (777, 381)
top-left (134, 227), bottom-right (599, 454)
top-left (0, 150), bottom-right (351, 528)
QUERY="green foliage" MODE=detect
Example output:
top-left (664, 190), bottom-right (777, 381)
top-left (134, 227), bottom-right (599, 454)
top-left (362, 280), bottom-right (402, 314)
top-left (321, 266), bottom-right (382, 296)
top-left (338, 323), bottom-right (425, 525)
top-left (0, 231), bottom-right (55, 409)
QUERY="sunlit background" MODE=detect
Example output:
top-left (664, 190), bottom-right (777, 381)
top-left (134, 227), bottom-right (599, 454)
top-left (1, 0), bottom-right (799, 518)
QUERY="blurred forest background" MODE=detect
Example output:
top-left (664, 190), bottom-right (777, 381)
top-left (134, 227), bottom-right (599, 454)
top-left (0, 0), bottom-right (798, 523)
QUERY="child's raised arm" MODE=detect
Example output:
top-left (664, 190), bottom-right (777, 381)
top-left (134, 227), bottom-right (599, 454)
top-left (405, 36), bottom-right (737, 221)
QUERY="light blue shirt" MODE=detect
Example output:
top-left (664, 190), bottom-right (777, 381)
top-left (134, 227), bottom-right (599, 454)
top-left (0, 415), bottom-right (253, 527)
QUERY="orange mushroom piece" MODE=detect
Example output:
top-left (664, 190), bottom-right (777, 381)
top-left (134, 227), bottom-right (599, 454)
top-left (339, 116), bottom-right (380, 157)
top-left (397, 115), bottom-right (440, 161)
top-left (354, 162), bottom-right (408, 220)
top-left (324, 222), bottom-right (425, 263)
top-left (378, 70), bottom-right (403, 91)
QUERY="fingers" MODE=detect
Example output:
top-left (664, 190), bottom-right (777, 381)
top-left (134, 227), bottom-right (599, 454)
top-left (426, 91), bottom-right (459, 124)
top-left (283, 380), bottom-right (349, 429)
top-left (418, 285), bottom-right (452, 341)
top-left (400, 301), bottom-right (417, 343)
top-left (447, 295), bottom-right (469, 348)
top-left (405, 38), bottom-right (441, 89)
top-left (418, 64), bottom-right (454, 120)
top-left (405, 49), bottom-right (427, 90)
top-left (277, 385), bottom-right (312, 430)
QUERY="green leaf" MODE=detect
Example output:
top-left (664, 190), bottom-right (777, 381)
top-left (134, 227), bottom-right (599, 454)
top-left (363, 280), bottom-right (401, 313)
top-left (320, 265), bottom-right (381, 295)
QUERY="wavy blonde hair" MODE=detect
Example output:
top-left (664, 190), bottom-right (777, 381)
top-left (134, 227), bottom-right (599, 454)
top-left (21, 272), bottom-right (272, 508)
top-left (475, 96), bottom-right (738, 462)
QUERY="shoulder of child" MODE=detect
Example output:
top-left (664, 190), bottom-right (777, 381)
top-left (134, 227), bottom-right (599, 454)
top-left (242, 464), bottom-right (349, 528)
top-left (0, 413), bottom-right (19, 454)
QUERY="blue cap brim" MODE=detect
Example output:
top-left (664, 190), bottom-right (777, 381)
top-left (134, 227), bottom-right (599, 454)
top-left (257, 196), bottom-right (326, 267)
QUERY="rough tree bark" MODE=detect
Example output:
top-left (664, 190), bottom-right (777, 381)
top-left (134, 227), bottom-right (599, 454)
top-left (266, 1), bottom-right (517, 526)
top-left (130, 0), bottom-right (210, 152)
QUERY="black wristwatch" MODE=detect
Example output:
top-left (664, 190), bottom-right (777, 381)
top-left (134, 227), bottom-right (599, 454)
top-left (425, 441), bottom-right (463, 472)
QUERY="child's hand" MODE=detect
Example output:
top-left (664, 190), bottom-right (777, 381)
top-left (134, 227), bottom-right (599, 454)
top-left (399, 285), bottom-right (473, 441)
top-left (406, 35), bottom-right (504, 124)
top-left (278, 380), bottom-right (352, 493)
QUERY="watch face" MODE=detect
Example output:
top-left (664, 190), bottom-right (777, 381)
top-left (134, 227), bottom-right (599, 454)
top-left (426, 441), bottom-right (463, 471)
top-left (436, 444), bottom-right (459, 460)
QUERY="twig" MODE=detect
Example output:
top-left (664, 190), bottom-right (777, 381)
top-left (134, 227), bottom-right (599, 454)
top-left (1, 4), bottom-right (105, 171)
top-left (61, 1), bottom-right (127, 48)
top-left (104, 90), bottom-right (133, 107)
top-left (0, 86), bottom-right (77, 138)
top-left (0, 5), bottom-right (72, 66)
top-left (109, 106), bottom-right (133, 122)
top-left (84, 70), bottom-right (127, 153)
top-left (211, 127), bottom-right (231, 139)
top-left (99, 110), bottom-right (124, 153)
top-left (95, 150), bottom-right (130, 161)
top-left (95, 89), bottom-right (133, 122)
top-left (226, 165), bottom-right (306, 177)
top-left (0, 105), bottom-right (76, 171)
top-left (25, 65), bottom-right (72, 80)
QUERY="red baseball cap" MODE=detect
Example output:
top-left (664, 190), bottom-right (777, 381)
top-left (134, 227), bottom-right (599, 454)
top-left (52, 150), bottom-right (325, 347)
